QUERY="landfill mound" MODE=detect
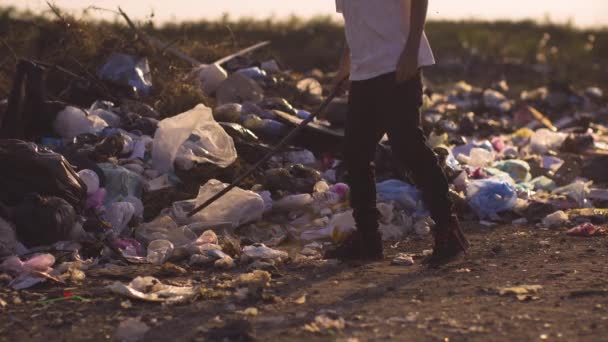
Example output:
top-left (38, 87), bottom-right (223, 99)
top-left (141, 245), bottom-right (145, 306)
top-left (0, 6), bottom-right (608, 341)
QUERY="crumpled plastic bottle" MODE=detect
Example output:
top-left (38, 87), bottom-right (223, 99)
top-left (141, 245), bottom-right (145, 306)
top-left (146, 240), bottom-right (174, 265)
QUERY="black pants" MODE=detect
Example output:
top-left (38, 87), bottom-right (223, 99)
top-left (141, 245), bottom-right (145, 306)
top-left (344, 71), bottom-right (453, 233)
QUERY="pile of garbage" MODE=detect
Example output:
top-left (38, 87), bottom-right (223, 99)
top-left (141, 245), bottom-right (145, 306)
top-left (0, 37), bottom-right (607, 292)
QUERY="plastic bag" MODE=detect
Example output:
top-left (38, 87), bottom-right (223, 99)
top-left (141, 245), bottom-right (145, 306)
top-left (98, 163), bottom-right (143, 205)
top-left (529, 176), bottom-right (556, 192)
top-left (135, 215), bottom-right (197, 246)
top-left (98, 53), bottom-right (152, 97)
top-left (0, 253), bottom-right (55, 274)
top-left (77, 169), bottom-right (100, 195)
top-left (14, 195), bottom-right (77, 248)
top-left (273, 194), bottom-right (313, 212)
top-left (216, 73), bottom-right (265, 105)
top-left (53, 106), bottom-right (108, 139)
top-left (492, 160), bottom-right (531, 183)
top-left (376, 180), bottom-right (423, 211)
top-left (174, 179), bottom-right (265, 228)
top-left (529, 129), bottom-right (568, 154)
top-left (552, 180), bottom-right (592, 208)
top-left (542, 210), bottom-right (569, 227)
top-left (102, 202), bottom-right (136, 236)
top-left (301, 210), bottom-right (356, 242)
top-left (466, 178), bottom-right (518, 219)
top-left (466, 148), bottom-right (496, 167)
top-left (242, 243), bottom-right (288, 261)
top-left (0, 140), bottom-right (87, 211)
top-left (152, 104), bottom-right (236, 173)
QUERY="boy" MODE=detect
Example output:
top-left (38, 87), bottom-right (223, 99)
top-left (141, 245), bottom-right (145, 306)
top-left (326, 0), bottom-right (469, 264)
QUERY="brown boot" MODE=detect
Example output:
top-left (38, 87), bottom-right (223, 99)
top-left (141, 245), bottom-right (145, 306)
top-left (424, 214), bottom-right (469, 265)
top-left (324, 230), bottom-right (384, 261)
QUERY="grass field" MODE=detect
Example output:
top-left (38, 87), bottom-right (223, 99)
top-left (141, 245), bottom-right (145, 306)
top-left (0, 6), bottom-right (606, 115)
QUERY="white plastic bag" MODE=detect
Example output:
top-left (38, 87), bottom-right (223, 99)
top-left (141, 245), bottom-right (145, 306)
top-left (152, 104), bottom-right (236, 173)
top-left (466, 148), bottom-right (496, 167)
top-left (530, 129), bottom-right (568, 154)
top-left (53, 106), bottom-right (108, 139)
top-left (301, 210), bottom-right (356, 242)
top-left (177, 179), bottom-right (265, 228)
top-left (542, 210), bottom-right (569, 227)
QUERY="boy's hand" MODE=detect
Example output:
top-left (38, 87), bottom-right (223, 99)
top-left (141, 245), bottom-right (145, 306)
top-left (396, 44), bottom-right (419, 83)
top-left (332, 67), bottom-right (350, 96)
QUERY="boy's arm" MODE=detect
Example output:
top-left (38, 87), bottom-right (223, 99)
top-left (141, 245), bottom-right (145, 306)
top-left (396, 0), bottom-right (429, 82)
top-left (333, 41), bottom-right (351, 93)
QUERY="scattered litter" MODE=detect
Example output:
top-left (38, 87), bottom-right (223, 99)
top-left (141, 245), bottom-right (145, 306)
top-left (566, 223), bottom-right (607, 237)
top-left (499, 285), bottom-right (543, 301)
top-left (391, 253), bottom-right (415, 266)
top-left (108, 276), bottom-right (197, 303)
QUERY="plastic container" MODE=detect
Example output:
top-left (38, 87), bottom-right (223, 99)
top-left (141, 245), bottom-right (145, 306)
top-left (146, 240), bottom-right (174, 265)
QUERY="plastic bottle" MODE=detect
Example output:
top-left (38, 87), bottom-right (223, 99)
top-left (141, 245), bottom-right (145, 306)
top-left (146, 240), bottom-right (174, 264)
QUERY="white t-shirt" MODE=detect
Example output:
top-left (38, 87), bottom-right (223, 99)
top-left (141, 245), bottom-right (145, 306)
top-left (336, 0), bottom-right (435, 81)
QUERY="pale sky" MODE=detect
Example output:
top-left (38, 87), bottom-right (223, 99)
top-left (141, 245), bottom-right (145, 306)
top-left (3, 0), bottom-right (608, 28)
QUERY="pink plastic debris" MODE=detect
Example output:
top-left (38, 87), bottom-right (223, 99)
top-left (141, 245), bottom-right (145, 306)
top-left (329, 183), bottom-right (349, 200)
top-left (491, 137), bottom-right (505, 152)
top-left (566, 223), bottom-right (607, 237)
top-left (0, 254), bottom-right (55, 274)
top-left (114, 238), bottom-right (144, 257)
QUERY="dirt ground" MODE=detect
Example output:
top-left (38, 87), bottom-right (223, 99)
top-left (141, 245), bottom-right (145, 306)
top-left (1, 222), bottom-right (608, 342)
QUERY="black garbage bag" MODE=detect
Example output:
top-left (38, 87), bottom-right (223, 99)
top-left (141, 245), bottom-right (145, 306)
top-left (13, 194), bottom-right (76, 248)
top-left (0, 139), bottom-right (87, 212)
top-left (264, 164), bottom-right (321, 194)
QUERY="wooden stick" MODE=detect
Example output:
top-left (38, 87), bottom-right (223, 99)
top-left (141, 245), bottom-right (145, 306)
top-left (118, 7), bottom-right (203, 66)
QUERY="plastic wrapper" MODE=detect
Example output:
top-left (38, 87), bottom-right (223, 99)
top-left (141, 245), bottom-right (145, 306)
top-left (152, 104), bottom-right (236, 173)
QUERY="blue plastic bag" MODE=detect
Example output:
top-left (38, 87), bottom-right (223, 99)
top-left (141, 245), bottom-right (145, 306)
top-left (98, 53), bottom-right (152, 97)
top-left (466, 178), bottom-right (518, 219)
top-left (376, 179), bottom-right (424, 212)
